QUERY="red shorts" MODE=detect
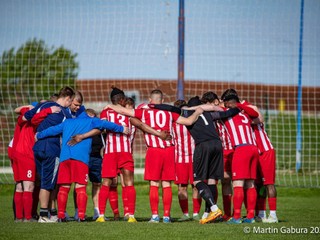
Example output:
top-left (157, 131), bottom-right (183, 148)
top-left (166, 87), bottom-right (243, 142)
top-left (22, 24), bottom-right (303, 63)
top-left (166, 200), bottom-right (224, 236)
top-left (257, 149), bottom-right (276, 185)
top-left (232, 145), bottom-right (259, 180)
top-left (144, 146), bottom-right (175, 181)
top-left (13, 151), bottom-right (36, 182)
top-left (223, 149), bottom-right (234, 173)
top-left (9, 147), bottom-right (19, 182)
top-left (57, 159), bottom-right (89, 185)
top-left (175, 159), bottom-right (194, 185)
top-left (102, 152), bottom-right (134, 178)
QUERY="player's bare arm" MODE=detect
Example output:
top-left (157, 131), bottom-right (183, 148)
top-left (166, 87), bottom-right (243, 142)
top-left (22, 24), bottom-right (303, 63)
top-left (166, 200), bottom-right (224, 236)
top-left (176, 107), bottom-right (203, 126)
top-left (105, 104), bottom-right (135, 117)
top-left (67, 129), bottom-right (102, 146)
top-left (130, 117), bottom-right (172, 141)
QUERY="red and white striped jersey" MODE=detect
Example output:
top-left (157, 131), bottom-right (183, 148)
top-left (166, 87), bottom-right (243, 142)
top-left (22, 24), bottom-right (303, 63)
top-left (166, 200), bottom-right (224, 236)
top-left (252, 123), bottom-right (273, 153)
top-left (134, 108), bottom-right (179, 148)
top-left (216, 120), bottom-right (233, 150)
top-left (223, 111), bottom-right (256, 147)
top-left (172, 122), bottom-right (195, 163)
top-left (100, 108), bottom-right (134, 154)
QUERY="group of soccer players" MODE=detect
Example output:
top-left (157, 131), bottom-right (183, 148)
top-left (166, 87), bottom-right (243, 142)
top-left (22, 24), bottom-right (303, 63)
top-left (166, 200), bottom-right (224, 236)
top-left (8, 85), bottom-right (278, 224)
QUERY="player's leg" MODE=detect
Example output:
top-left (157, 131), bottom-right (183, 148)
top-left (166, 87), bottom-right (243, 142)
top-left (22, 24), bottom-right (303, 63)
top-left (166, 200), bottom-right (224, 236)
top-left (120, 173), bottom-right (129, 220)
top-left (266, 184), bottom-right (278, 222)
top-left (73, 160), bottom-right (89, 222)
top-left (92, 182), bottom-right (101, 220)
top-left (57, 184), bottom-right (71, 221)
top-left (177, 184), bottom-right (190, 221)
top-left (14, 182), bottom-right (24, 222)
top-left (243, 179), bottom-right (257, 223)
top-left (88, 156), bottom-right (102, 220)
top-left (22, 180), bottom-right (35, 221)
top-left (109, 177), bottom-right (120, 220)
top-left (97, 153), bottom-right (117, 222)
top-left (191, 185), bottom-right (202, 220)
top-left (222, 150), bottom-right (233, 221)
top-left (122, 168), bottom-right (137, 222)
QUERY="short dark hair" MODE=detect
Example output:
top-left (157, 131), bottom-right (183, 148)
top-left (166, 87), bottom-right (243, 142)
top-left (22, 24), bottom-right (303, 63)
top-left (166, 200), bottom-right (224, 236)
top-left (221, 88), bottom-right (238, 101)
top-left (125, 97), bottom-right (135, 107)
top-left (58, 86), bottom-right (75, 99)
top-left (110, 86), bottom-right (125, 104)
top-left (201, 91), bottom-right (219, 103)
top-left (74, 90), bottom-right (84, 104)
top-left (86, 108), bottom-right (97, 117)
top-left (174, 99), bottom-right (187, 108)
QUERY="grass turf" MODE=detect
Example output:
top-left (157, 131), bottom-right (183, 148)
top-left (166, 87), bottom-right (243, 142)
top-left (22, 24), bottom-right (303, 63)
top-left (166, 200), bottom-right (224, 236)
top-left (0, 183), bottom-right (320, 240)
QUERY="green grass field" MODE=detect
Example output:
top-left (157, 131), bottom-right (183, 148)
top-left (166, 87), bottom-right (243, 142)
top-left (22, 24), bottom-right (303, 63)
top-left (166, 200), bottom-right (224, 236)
top-left (0, 183), bottom-right (319, 240)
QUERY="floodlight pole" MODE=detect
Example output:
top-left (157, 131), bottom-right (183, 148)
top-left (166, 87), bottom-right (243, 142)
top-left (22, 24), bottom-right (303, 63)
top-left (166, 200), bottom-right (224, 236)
top-left (296, 0), bottom-right (304, 172)
top-left (177, 0), bottom-right (185, 100)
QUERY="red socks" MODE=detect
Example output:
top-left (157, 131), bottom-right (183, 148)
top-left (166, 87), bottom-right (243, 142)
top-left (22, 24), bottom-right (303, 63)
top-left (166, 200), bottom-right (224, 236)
top-left (162, 186), bottom-right (172, 217)
top-left (125, 186), bottom-right (136, 215)
top-left (192, 198), bottom-right (202, 215)
top-left (223, 194), bottom-right (232, 217)
top-left (149, 186), bottom-right (159, 215)
top-left (109, 186), bottom-right (119, 215)
top-left (179, 198), bottom-right (189, 214)
top-left (122, 186), bottom-right (128, 215)
top-left (233, 186), bottom-right (244, 219)
top-left (246, 187), bottom-right (257, 219)
top-left (14, 191), bottom-right (23, 219)
top-left (22, 191), bottom-right (33, 220)
top-left (57, 186), bottom-right (70, 219)
top-left (99, 185), bottom-right (110, 216)
top-left (268, 197), bottom-right (277, 211)
top-left (76, 187), bottom-right (88, 220)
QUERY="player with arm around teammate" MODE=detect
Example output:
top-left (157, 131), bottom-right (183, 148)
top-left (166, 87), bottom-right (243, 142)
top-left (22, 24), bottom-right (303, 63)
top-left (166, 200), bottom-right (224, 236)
top-left (35, 109), bottom-right (128, 222)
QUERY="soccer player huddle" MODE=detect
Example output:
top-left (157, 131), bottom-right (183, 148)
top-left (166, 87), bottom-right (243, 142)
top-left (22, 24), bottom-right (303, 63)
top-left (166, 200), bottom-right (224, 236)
top-left (8, 86), bottom-right (278, 224)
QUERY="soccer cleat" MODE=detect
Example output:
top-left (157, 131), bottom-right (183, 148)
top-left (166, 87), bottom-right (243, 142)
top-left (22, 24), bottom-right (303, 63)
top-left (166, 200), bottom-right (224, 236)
top-left (92, 214), bottom-right (100, 221)
top-left (199, 208), bottom-right (223, 224)
top-left (96, 216), bottom-right (106, 223)
top-left (148, 216), bottom-right (160, 223)
top-left (14, 218), bottom-right (23, 223)
top-left (242, 217), bottom-right (255, 223)
top-left (163, 217), bottom-right (172, 223)
top-left (192, 214), bottom-right (200, 221)
top-left (178, 214), bottom-right (190, 222)
top-left (227, 217), bottom-right (242, 224)
top-left (38, 216), bottom-right (57, 223)
top-left (49, 215), bottom-right (58, 222)
top-left (265, 215), bottom-right (278, 223)
top-left (64, 211), bottom-right (71, 221)
top-left (127, 216), bottom-right (137, 223)
top-left (113, 213), bottom-right (120, 221)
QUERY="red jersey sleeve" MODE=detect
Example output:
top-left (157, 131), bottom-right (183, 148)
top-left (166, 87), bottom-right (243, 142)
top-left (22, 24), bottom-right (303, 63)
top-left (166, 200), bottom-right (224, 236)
top-left (134, 109), bottom-right (143, 120)
top-left (172, 112), bottom-right (180, 122)
top-left (31, 107), bottom-right (53, 126)
top-left (237, 103), bottom-right (259, 119)
top-left (100, 109), bottom-right (107, 119)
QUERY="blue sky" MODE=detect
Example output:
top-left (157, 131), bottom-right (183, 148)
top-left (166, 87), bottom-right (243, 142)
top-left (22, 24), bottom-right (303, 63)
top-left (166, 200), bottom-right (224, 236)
top-left (0, 0), bottom-right (319, 86)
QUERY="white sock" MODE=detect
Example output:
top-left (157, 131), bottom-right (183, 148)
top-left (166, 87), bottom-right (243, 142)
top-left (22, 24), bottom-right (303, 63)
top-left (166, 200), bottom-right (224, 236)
top-left (210, 204), bottom-right (218, 212)
top-left (94, 207), bottom-right (100, 215)
top-left (184, 213), bottom-right (190, 217)
top-left (269, 211), bottom-right (277, 218)
top-left (258, 210), bottom-right (266, 218)
top-left (193, 213), bottom-right (199, 217)
top-left (152, 214), bottom-right (159, 219)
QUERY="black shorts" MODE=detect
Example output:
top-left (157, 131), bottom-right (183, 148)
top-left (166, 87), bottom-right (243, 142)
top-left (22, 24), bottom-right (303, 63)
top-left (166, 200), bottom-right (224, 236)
top-left (193, 139), bottom-right (223, 181)
top-left (88, 156), bottom-right (102, 183)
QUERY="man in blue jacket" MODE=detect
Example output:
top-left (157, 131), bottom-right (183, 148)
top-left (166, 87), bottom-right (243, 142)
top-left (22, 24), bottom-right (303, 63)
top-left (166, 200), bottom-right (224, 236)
top-left (24, 86), bottom-right (75, 222)
top-left (35, 109), bottom-right (129, 222)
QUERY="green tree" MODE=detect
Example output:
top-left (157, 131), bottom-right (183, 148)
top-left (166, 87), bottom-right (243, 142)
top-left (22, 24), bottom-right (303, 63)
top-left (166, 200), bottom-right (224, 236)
top-left (0, 38), bottom-right (79, 109)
